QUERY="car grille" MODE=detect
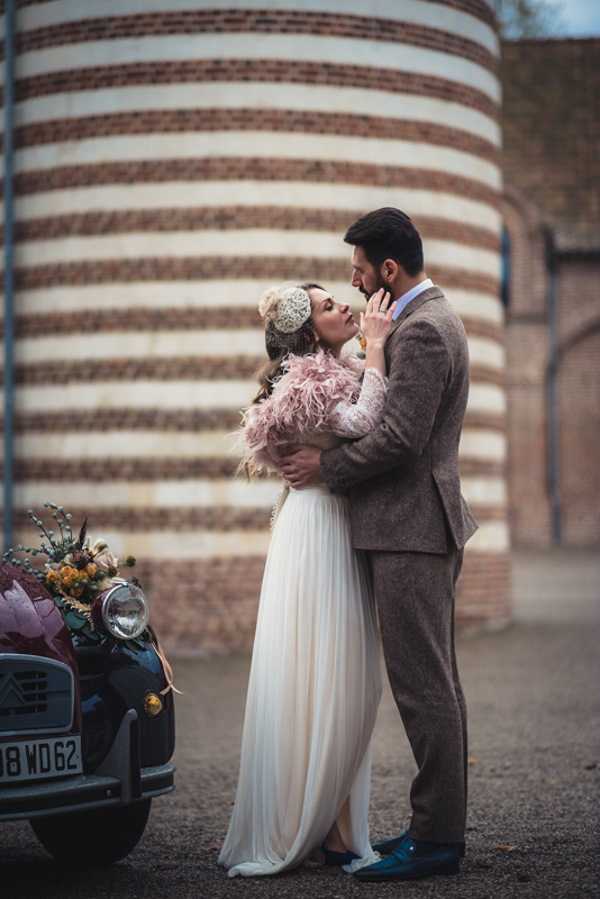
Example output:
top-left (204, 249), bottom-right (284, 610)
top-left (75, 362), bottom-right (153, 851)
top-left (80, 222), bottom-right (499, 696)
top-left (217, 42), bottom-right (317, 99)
top-left (0, 655), bottom-right (73, 735)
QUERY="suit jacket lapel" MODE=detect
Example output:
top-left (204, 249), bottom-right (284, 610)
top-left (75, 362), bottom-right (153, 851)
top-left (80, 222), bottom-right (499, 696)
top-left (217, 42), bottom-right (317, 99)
top-left (388, 285), bottom-right (445, 337)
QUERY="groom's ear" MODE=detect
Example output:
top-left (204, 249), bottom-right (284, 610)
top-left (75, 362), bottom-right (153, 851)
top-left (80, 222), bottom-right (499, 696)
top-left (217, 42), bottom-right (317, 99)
top-left (381, 258), bottom-right (399, 284)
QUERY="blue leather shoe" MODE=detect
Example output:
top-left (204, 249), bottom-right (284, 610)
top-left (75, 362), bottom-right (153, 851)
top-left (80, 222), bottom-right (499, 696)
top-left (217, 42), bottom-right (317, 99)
top-left (373, 831), bottom-right (466, 858)
top-left (320, 844), bottom-right (360, 866)
top-left (353, 837), bottom-right (460, 881)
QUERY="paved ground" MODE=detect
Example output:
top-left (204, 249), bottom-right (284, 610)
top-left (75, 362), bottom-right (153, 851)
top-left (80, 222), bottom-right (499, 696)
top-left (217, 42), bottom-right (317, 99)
top-left (2, 550), bottom-right (599, 898)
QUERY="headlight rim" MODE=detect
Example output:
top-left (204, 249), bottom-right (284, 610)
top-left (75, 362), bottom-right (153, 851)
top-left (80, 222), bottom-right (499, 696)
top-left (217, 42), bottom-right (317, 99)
top-left (100, 578), bottom-right (149, 641)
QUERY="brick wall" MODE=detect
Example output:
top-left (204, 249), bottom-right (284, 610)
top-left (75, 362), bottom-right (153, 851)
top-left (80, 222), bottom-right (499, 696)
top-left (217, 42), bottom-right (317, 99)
top-left (502, 39), bottom-right (599, 549)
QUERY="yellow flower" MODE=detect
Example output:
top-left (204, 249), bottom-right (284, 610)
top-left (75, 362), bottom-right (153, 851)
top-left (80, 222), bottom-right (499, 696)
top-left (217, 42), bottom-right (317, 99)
top-left (59, 565), bottom-right (77, 584)
top-left (86, 563), bottom-right (98, 577)
top-left (45, 569), bottom-right (60, 584)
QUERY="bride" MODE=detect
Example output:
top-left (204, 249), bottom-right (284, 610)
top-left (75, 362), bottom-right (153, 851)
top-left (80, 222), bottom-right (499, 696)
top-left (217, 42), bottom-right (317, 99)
top-left (218, 282), bottom-right (396, 877)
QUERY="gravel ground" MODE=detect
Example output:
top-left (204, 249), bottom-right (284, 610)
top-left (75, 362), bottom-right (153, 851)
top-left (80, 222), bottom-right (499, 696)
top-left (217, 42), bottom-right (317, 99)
top-left (2, 550), bottom-right (599, 898)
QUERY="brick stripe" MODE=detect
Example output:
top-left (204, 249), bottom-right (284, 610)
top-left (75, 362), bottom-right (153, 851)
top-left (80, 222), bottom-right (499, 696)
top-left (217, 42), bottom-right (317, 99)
top-left (11, 356), bottom-right (262, 385)
top-left (30, 549), bottom-right (505, 650)
top-left (9, 458), bottom-right (251, 481)
top-left (9, 260), bottom-right (499, 295)
top-left (468, 365), bottom-right (505, 388)
top-left (9, 307), bottom-right (504, 341)
top-left (11, 60), bottom-right (499, 121)
top-left (427, 0), bottom-right (497, 30)
top-left (11, 501), bottom-right (506, 532)
top-left (10, 110), bottom-right (499, 163)
top-left (12, 506), bottom-right (272, 532)
top-left (1, 408), bottom-right (508, 436)
top-left (8, 159), bottom-right (501, 207)
top-left (9, 357), bottom-right (505, 388)
top-left (459, 458), bottom-right (505, 477)
top-left (0, 2), bottom-right (499, 31)
top-left (8, 10), bottom-right (498, 74)
top-left (8, 456), bottom-right (503, 481)
top-left (7, 208), bottom-right (499, 251)
top-left (3, 409), bottom-right (245, 433)
top-left (462, 317), bottom-right (504, 344)
top-left (463, 410), bottom-right (506, 432)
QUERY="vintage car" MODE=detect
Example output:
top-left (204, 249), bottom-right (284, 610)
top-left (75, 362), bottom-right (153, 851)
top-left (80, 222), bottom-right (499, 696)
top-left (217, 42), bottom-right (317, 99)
top-left (0, 557), bottom-right (176, 865)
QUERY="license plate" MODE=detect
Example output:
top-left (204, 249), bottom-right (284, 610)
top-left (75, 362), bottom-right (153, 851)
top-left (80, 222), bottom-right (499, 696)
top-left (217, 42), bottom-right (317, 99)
top-left (0, 735), bottom-right (82, 784)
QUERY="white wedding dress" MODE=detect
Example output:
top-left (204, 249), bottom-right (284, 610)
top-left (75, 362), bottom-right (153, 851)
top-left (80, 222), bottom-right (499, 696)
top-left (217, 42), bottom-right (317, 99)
top-left (218, 353), bottom-right (386, 877)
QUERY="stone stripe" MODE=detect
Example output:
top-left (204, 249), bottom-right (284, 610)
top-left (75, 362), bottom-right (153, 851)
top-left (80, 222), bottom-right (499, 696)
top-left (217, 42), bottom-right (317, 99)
top-left (9, 474), bottom-right (505, 510)
top-left (11, 232), bottom-right (499, 279)
top-left (14, 527), bottom-right (271, 559)
top-left (7, 456), bottom-right (504, 482)
top-left (7, 133), bottom-right (501, 192)
top-left (11, 500), bottom-right (506, 532)
top-left (7, 332), bottom-right (504, 370)
top-left (10, 109), bottom-right (499, 165)
top-left (9, 259), bottom-right (500, 295)
top-left (9, 159), bottom-right (501, 208)
top-left (466, 520), bottom-right (509, 552)
top-left (12, 426), bottom-right (506, 461)
top-left (14, 1), bottom-right (498, 51)
top-left (467, 383), bottom-right (506, 416)
top-left (12, 59), bottom-right (500, 124)
top-left (2, 408), bottom-right (507, 436)
top-left (4, 33), bottom-right (500, 104)
top-left (9, 10), bottom-right (498, 74)
top-left (12, 281), bottom-right (504, 326)
top-left (459, 429), bottom-right (506, 461)
top-left (10, 82), bottom-right (501, 146)
top-left (7, 208), bottom-right (499, 251)
top-left (14, 518), bottom-right (509, 558)
top-left (9, 183), bottom-right (502, 233)
top-left (7, 377), bottom-right (505, 415)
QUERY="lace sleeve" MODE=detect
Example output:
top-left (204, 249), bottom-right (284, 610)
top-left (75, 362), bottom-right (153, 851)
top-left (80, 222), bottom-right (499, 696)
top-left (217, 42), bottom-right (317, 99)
top-left (329, 368), bottom-right (388, 438)
top-left (342, 353), bottom-right (365, 375)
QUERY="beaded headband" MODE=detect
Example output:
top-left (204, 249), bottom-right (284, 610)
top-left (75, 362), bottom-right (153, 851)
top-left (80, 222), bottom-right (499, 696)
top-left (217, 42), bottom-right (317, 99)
top-left (257, 285), bottom-right (312, 334)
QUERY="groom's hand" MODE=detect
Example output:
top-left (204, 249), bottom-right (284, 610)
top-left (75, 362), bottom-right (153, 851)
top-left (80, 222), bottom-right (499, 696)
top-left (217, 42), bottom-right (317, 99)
top-left (279, 446), bottom-right (322, 488)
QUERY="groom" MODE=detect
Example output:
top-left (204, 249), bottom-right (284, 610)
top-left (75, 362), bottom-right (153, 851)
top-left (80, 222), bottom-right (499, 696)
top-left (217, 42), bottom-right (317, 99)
top-left (280, 207), bottom-right (478, 881)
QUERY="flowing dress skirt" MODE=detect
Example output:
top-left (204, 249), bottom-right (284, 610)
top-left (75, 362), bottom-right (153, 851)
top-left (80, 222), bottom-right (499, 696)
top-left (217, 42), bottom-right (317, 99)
top-left (218, 485), bottom-right (383, 877)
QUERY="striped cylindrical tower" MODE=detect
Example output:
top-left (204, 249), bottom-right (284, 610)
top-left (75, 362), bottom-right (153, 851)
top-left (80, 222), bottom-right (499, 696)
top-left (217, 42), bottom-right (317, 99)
top-left (3, 0), bottom-right (510, 650)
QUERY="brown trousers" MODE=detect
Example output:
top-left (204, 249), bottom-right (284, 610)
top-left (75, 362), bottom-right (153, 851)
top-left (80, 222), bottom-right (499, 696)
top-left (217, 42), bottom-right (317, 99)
top-left (367, 546), bottom-right (467, 843)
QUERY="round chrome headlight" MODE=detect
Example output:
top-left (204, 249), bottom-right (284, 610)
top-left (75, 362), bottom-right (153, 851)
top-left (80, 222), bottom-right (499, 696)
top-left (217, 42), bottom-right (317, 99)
top-left (101, 580), bottom-right (149, 640)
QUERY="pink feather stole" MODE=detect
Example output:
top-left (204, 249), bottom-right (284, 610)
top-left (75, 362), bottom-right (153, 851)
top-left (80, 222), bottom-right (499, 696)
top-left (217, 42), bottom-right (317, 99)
top-left (241, 349), bottom-right (361, 471)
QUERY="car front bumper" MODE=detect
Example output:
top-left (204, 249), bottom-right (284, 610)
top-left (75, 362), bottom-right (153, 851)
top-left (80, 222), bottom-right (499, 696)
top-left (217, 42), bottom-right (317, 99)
top-left (0, 709), bottom-right (175, 821)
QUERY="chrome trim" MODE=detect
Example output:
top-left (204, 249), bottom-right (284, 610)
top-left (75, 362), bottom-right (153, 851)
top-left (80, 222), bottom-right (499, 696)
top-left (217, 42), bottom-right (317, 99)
top-left (101, 579), bottom-right (148, 641)
top-left (0, 653), bottom-right (74, 737)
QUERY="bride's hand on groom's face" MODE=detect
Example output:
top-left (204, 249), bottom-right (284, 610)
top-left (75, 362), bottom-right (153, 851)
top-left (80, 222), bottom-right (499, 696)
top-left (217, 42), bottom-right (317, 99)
top-left (279, 446), bottom-right (322, 489)
top-left (360, 289), bottom-right (397, 347)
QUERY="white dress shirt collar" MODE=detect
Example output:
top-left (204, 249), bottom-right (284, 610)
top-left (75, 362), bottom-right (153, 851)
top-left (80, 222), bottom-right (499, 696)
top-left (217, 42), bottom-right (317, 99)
top-left (391, 278), bottom-right (434, 320)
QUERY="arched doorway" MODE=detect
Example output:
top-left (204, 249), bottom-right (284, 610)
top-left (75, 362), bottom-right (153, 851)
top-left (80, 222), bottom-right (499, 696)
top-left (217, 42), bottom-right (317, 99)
top-left (557, 322), bottom-right (600, 545)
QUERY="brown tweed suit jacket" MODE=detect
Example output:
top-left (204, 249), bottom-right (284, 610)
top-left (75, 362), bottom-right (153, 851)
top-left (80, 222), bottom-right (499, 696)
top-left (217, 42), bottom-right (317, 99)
top-left (320, 286), bottom-right (478, 553)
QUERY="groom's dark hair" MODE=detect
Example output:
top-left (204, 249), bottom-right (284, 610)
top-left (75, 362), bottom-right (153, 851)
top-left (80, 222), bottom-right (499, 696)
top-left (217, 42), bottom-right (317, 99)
top-left (344, 207), bottom-right (424, 276)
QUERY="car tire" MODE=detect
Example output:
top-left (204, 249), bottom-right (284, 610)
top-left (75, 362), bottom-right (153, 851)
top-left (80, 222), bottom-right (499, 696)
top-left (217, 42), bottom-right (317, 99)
top-left (30, 798), bottom-right (152, 866)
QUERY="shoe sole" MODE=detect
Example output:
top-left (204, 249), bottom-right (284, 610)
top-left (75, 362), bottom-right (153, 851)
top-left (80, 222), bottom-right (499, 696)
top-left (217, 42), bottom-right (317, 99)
top-left (356, 861), bottom-right (460, 882)
top-left (373, 843), bottom-right (466, 859)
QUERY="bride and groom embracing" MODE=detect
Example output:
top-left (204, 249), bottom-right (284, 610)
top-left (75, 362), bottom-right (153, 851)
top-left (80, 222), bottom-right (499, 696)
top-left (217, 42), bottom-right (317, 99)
top-left (218, 207), bottom-right (479, 882)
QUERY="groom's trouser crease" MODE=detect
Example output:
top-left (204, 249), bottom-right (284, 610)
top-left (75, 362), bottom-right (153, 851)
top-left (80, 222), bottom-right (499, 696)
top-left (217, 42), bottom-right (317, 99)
top-left (368, 546), bottom-right (468, 844)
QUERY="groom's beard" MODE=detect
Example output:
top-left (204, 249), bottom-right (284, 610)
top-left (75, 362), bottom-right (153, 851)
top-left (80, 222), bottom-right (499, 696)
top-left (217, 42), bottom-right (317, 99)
top-left (359, 272), bottom-right (392, 301)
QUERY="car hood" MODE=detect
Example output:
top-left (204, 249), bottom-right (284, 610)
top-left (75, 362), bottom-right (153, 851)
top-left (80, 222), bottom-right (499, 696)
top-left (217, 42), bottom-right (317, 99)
top-left (0, 563), bottom-right (77, 671)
